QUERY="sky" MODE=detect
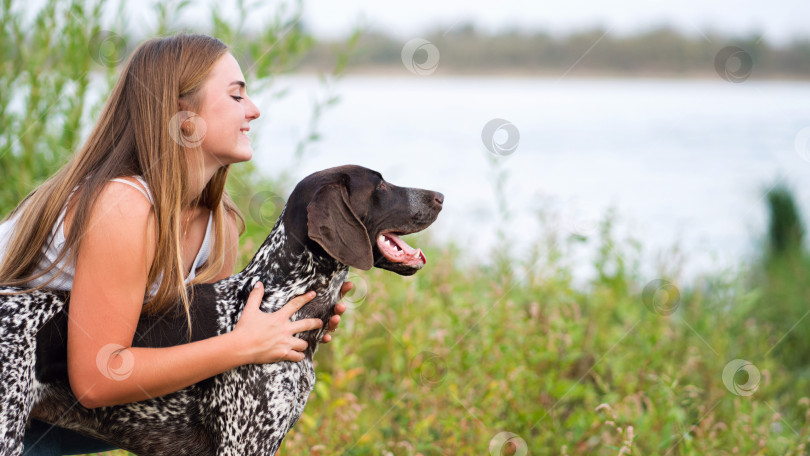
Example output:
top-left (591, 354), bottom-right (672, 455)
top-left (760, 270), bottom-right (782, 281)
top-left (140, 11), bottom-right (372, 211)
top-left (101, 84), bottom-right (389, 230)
top-left (296, 0), bottom-right (810, 44)
top-left (101, 0), bottom-right (810, 46)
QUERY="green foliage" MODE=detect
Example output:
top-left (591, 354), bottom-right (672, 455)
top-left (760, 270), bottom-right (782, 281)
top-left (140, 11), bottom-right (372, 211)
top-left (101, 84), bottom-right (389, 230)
top-left (0, 0), bottom-right (122, 211)
top-left (746, 184), bottom-right (810, 374)
top-left (765, 184), bottom-right (805, 259)
top-left (274, 217), bottom-right (810, 454)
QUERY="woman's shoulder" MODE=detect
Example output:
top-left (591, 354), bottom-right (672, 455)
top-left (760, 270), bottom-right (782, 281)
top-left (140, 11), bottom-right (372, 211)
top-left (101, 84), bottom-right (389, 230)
top-left (62, 177), bottom-right (158, 276)
top-left (86, 178), bottom-right (154, 223)
top-left (107, 176), bottom-right (153, 204)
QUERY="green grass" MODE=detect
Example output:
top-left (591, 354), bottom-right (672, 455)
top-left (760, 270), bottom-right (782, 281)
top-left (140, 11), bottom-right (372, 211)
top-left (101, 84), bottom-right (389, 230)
top-left (270, 233), bottom-right (809, 455)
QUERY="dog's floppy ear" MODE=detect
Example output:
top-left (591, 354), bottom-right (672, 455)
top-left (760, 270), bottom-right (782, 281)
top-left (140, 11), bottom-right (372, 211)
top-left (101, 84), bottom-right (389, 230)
top-left (307, 183), bottom-right (373, 270)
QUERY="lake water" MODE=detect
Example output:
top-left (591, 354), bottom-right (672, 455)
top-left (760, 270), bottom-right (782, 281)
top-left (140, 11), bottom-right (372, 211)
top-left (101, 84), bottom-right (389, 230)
top-left (247, 76), bottom-right (810, 282)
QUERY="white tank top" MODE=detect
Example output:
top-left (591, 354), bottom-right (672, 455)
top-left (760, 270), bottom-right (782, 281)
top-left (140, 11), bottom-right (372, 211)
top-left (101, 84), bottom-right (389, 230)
top-left (0, 176), bottom-right (214, 294)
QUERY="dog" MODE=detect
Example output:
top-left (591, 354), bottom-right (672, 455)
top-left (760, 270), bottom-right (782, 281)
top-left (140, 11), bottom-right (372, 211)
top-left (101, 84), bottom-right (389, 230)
top-left (0, 165), bottom-right (443, 455)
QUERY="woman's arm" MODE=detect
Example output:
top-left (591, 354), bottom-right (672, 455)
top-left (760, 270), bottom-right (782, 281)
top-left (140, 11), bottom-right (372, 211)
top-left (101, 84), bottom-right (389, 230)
top-left (67, 184), bottom-right (322, 409)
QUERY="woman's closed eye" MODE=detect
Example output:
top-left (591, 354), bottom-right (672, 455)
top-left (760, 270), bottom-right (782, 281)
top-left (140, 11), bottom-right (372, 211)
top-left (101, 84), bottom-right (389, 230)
top-left (231, 95), bottom-right (244, 101)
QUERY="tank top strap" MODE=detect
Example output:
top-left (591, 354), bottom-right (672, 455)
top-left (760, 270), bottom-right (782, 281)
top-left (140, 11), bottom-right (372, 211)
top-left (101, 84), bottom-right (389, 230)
top-left (110, 176), bottom-right (153, 204)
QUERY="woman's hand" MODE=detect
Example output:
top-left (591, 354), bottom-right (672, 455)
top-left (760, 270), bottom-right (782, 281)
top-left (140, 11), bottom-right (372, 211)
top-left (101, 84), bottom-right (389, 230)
top-left (321, 281), bottom-right (353, 344)
top-left (232, 282), bottom-right (323, 364)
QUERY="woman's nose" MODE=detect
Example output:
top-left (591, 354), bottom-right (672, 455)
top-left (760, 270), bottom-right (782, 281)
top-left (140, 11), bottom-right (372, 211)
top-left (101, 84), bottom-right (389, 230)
top-left (246, 97), bottom-right (260, 120)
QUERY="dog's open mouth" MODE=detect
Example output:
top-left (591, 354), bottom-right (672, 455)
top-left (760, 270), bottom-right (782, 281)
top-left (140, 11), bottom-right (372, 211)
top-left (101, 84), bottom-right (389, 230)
top-left (377, 232), bottom-right (426, 267)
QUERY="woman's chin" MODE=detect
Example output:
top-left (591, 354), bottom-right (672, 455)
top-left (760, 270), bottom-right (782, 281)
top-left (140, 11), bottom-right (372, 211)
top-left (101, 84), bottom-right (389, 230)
top-left (202, 148), bottom-right (253, 169)
top-left (240, 149), bottom-right (253, 163)
top-left (235, 143), bottom-right (254, 162)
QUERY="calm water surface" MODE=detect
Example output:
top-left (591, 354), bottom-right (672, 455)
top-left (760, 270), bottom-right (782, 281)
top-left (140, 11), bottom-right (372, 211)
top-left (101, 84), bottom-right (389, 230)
top-left (248, 76), bottom-right (810, 282)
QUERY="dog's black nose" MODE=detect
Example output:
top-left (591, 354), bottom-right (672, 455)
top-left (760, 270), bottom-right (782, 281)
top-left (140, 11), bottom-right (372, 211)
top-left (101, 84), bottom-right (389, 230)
top-left (434, 192), bottom-right (444, 206)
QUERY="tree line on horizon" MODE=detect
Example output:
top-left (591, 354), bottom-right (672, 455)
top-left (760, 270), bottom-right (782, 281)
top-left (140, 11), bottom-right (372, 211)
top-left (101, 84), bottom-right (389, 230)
top-left (296, 24), bottom-right (810, 78)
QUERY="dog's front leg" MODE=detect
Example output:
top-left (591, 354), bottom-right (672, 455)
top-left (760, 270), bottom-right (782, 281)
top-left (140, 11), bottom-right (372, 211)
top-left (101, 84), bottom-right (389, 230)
top-left (0, 337), bottom-right (36, 456)
top-left (210, 362), bottom-right (308, 456)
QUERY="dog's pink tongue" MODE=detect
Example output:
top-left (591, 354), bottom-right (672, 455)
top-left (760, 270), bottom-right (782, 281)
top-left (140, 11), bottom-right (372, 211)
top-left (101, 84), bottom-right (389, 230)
top-left (402, 246), bottom-right (426, 266)
top-left (378, 233), bottom-right (427, 265)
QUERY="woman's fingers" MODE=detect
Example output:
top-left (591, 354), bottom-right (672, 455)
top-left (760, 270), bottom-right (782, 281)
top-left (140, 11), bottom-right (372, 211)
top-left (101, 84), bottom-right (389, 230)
top-left (241, 282), bottom-right (265, 316)
top-left (333, 301), bottom-right (347, 317)
top-left (327, 314), bottom-right (341, 332)
top-left (235, 286), bottom-right (330, 364)
top-left (283, 350), bottom-right (306, 362)
top-left (290, 338), bottom-right (308, 352)
top-left (339, 281), bottom-right (353, 299)
top-left (278, 291), bottom-right (316, 319)
top-left (240, 286), bottom-right (352, 361)
top-left (277, 338), bottom-right (308, 362)
top-left (291, 317), bottom-right (324, 334)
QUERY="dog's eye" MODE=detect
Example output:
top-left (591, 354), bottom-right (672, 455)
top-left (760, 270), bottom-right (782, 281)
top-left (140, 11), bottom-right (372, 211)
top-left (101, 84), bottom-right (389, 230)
top-left (376, 182), bottom-right (387, 191)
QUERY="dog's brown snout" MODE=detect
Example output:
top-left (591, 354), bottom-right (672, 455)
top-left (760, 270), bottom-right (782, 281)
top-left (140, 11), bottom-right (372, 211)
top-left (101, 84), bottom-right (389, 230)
top-left (433, 192), bottom-right (444, 207)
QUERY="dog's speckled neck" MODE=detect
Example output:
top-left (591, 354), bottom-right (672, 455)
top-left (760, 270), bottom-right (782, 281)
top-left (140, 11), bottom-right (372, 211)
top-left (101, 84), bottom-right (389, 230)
top-left (216, 210), bottom-right (348, 353)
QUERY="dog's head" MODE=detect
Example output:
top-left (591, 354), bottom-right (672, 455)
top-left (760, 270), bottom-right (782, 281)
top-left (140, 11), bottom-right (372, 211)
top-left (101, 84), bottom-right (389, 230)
top-left (283, 165), bottom-right (443, 275)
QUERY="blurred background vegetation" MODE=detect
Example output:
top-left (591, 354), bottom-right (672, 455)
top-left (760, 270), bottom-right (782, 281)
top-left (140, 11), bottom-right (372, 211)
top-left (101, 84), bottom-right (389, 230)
top-left (3, 0), bottom-right (810, 455)
top-left (303, 26), bottom-right (810, 78)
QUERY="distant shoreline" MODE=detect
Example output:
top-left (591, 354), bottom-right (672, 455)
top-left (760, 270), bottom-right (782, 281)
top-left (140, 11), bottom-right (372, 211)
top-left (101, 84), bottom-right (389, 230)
top-left (280, 26), bottom-right (810, 82)
top-left (290, 64), bottom-right (810, 82)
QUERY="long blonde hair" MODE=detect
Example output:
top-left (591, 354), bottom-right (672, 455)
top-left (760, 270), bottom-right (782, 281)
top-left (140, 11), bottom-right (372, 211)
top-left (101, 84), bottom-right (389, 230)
top-left (0, 33), bottom-right (244, 319)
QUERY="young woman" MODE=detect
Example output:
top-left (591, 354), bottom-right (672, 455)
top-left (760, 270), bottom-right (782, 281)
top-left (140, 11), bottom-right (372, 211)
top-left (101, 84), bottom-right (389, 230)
top-left (0, 33), bottom-right (348, 454)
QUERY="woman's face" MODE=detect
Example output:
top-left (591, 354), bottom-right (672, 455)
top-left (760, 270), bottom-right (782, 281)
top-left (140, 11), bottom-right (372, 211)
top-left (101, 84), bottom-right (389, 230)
top-left (193, 53), bottom-right (261, 173)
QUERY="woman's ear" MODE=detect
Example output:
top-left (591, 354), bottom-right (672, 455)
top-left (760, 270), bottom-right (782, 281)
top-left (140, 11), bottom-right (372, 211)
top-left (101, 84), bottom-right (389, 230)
top-left (178, 98), bottom-right (190, 111)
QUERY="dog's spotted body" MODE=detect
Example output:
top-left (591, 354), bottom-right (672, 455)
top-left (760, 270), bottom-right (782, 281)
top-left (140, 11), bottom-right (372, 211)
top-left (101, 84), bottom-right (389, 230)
top-left (0, 165), bottom-right (443, 455)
